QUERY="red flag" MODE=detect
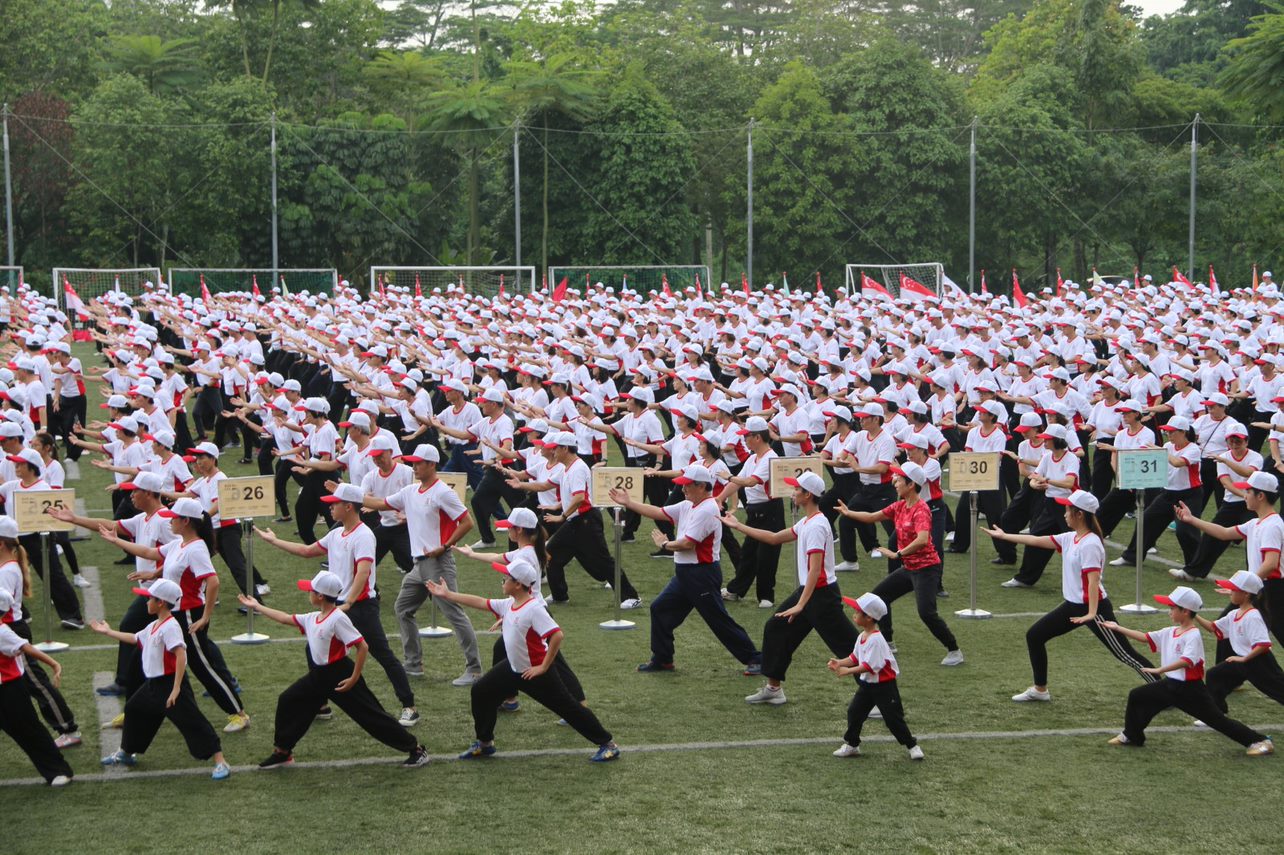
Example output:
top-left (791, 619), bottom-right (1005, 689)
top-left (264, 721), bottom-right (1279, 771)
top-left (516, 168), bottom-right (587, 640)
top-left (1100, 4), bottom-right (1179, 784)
top-left (1056, 268), bottom-right (1064, 297)
top-left (898, 272), bottom-right (938, 303)
top-left (379, 273), bottom-right (387, 297)
top-left (1011, 269), bottom-right (1028, 309)
top-left (1252, 263), bottom-right (1259, 291)
top-left (251, 275), bottom-right (262, 299)
top-left (1172, 265), bottom-right (1191, 287)
top-left (542, 274), bottom-right (548, 294)
top-left (980, 269), bottom-right (988, 294)
top-left (1132, 265), bottom-right (1139, 287)
top-left (498, 274), bottom-right (505, 298)
top-left (414, 274), bottom-right (422, 298)
top-left (551, 277), bottom-right (569, 303)
top-left (62, 278), bottom-right (84, 315)
top-left (662, 273), bottom-right (672, 297)
top-left (860, 271), bottom-right (894, 302)
top-left (742, 272), bottom-right (750, 295)
top-left (815, 271), bottom-right (823, 295)
top-left (694, 273), bottom-right (702, 298)
top-left (1209, 264), bottom-right (1219, 295)
top-left (199, 274), bottom-right (212, 304)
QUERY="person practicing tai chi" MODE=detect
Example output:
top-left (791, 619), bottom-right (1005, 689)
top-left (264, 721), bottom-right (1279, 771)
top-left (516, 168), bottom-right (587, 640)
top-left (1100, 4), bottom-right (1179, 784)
top-left (609, 464), bottom-right (762, 675)
top-left (724, 471), bottom-right (859, 706)
top-left (255, 482), bottom-right (419, 728)
top-left (827, 592), bottom-right (924, 761)
top-left (0, 587), bottom-right (74, 786)
top-left (1196, 570), bottom-right (1284, 717)
top-left (428, 560), bottom-right (621, 763)
top-left (982, 490), bottom-right (1155, 703)
top-left (239, 571), bottom-right (429, 770)
top-left (1101, 586), bottom-right (1274, 756)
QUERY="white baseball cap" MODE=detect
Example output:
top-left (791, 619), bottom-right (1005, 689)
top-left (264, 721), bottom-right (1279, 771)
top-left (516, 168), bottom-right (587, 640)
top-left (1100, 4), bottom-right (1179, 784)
top-left (496, 507), bottom-right (539, 530)
top-left (338, 412), bottom-right (372, 432)
top-left (1159, 415), bottom-right (1192, 432)
top-left (1216, 570), bottom-right (1263, 596)
top-left (401, 443), bottom-right (441, 463)
top-left (492, 558), bottom-right (539, 587)
top-left (121, 471), bottom-right (165, 493)
top-left (674, 464), bottom-right (715, 486)
top-left (1233, 471), bottom-right (1278, 494)
top-left (890, 461), bottom-right (927, 487)
top-left (841, 592), bottom-right (888, 621)
top-left (131, 578), bottom-right (182, 606)
top-left (322, 482), bottom-right (365, 505)
top-left (298, 570), bottom-right (344, 598)
top-left (366, 433), bottom-right (399, 456)
top-left (159, 497), bottom-right (206, 520)
top-left (1155, 585), bottom-right (1202, 612)
top-left (784, 471), bottom-right (826, 496)
top-left (1055, 489), bottom-right (1100, 514)
top-left (737, 416), bottom-right (771, 435)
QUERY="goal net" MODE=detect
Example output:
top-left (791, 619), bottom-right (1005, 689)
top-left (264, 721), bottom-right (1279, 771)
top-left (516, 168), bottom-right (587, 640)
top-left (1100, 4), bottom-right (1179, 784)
top-left (547, 265), bottom-right (711, 296)
top-left (844, 262), bottom-right (944, 298)
top-left (370, 266), bottom-right (535, 300)
top-left (0, 266), bottom-right (21, 293)
top-left (53, 267), bottom-right (161, 313)
top-left (167, 268), bottom-right (338, 298)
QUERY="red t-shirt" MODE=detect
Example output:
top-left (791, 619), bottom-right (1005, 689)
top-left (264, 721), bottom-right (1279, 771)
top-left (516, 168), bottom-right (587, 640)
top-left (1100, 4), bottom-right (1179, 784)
top-left (883, 498), bottom-right (938, 571)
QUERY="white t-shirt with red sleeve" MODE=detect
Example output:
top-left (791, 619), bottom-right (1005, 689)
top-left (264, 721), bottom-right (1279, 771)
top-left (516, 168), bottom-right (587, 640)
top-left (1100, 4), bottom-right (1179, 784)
top-left (159, 538), bottom-right (217, 612)
top-left (118, 510), bottom-right (178, 579)
top-left (663, 497), bottom-right (721, 565)
top-left (558, 458), bottom-right (594, 517)
top-left (738, 450), bottom-right (776, 504)
top-left (1164, 441), bottom-right (1202, 491)
top-left (488, 596), bottom-right (560, 672)
top-left (0, 623), bottom-right (27, 683)
top-left (850, 629), bottom-right (898, 684)
top-left (1211, 607), bottom-right (1272, 658)
top-left (385, 478), bottom-right (469, 556)
top-left (293, 608), bottom-right (363, 665)
top-left (1144, 625), bottom-right (1205, 682)
top-left (792, 511), bottom-right (836, 588)
top-left (318, 522), bottom-right (377, 602)
top-left (1051, 531), bottom-right (1106, 605)
top-left (1236, 514), bottom-right (1284, 580)
top-left (137, 615), bottom-right (185, 679)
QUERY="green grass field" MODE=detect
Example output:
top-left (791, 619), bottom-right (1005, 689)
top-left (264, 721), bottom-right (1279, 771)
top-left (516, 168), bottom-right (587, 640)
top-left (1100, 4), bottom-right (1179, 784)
top-left (7, 389), bottom-right (1281, 854)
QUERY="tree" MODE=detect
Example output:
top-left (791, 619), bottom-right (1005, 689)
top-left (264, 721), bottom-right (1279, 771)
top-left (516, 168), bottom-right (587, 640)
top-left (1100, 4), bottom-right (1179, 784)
top-left (363, 50), bottom-right (445, 127)
top-left (102, 35), bottom-right (204, 95)
top-left (1220, 2), bottom-right (1284, 120)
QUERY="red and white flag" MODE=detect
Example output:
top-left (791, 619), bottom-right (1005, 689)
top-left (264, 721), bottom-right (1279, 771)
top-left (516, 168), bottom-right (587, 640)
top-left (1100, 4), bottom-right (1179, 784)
top-left (742, 272), bottom-right (750, 295)
top-left (498, 274), bottom-right (505, 298)
top-left (251, 275), bottom-right (262, 299)
top-left (1172, 265), bottom-right (1191, 287)
top-left (1208, 265), bottom-right (1219, 295)
top-left (898, 272), bottom-right (938, 303)
top-left (414, 274), bottom-right (422, 298)
top-left (662, 273), bottom-right (672, 297)
top-left (199, 274), bottom-right (212, 303)
top-left (941, 272), bottom-right (965, 297)
top-left (1011, 269), bottom-right (1028, 309)
top-left (861, 271), bottom-right (894, 302)
top-left (1056, 268), bottom-right (1064, 297)
top-left (1252, 263), bottom-right (1259, 290)
top-left (980, 269), bottom-right (989, 295)
top-left (63, 278), bottom-right (84, 314)
top-left (815, 271), bottom-right (823, 295)
top-left (551, 276), bottom-right (569, 303)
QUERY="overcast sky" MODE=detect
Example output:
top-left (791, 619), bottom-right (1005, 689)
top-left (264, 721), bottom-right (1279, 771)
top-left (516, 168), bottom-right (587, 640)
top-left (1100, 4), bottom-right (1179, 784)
top-left (1131, 0), bottom-right (1187, 16)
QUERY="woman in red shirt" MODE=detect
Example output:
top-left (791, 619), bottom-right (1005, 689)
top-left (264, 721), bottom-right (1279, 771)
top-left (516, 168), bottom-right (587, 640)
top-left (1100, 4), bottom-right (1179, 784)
top-left (838, 462), bottom-right (963, 666)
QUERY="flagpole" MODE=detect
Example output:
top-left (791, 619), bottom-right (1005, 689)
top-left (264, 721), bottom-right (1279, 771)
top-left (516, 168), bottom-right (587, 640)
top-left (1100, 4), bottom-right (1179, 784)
top-left (1187, 113), bottom-right (1199, 281)
top-left (746, 118), bottom-right (754, 291)
top-left (270, 111), bottom-right (279, 291)
top-left (513, 121), bottom-right (522, 280)
top-left (2, 103), bottom-right (13, 274)
top-left (968, 115), bottom-right (977, 294)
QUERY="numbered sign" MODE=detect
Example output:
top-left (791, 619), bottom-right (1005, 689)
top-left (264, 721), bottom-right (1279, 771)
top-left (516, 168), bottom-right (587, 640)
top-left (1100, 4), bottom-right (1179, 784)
top-left (438, 472), bottom-right (468, 503)
top-left (948, 451), bottom-right (1001, 492)
top-left (1118, 449), bottom-right (1168, 490)
top-left (592, 467), bottom-right (644, 508)
top-left (14, 490), bottom-right (75, 533)
top-left (768, 457), bottom-right (825, 498)
top-left (217, 476), bottom-right (275, 519)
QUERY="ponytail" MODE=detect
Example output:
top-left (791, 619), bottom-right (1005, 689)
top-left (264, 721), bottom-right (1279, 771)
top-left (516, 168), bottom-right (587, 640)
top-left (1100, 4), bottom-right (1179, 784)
top-left (1, 537), bottom-right (31, 597)
top-left (192, 513), bottom-right (217, 556)
top-left (1080, 510), bottom-right (1104, 540)
top-left (529, 525), bottom-right (549, 574)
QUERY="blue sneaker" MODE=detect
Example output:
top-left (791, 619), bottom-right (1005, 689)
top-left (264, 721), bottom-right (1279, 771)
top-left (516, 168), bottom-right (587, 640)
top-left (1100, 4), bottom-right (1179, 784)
top-left (100, 749), bottom-right (136, 767)
top-left (743, 660), bottom-right (763, 676)
top-left (590, 743), bottom-right (620, 762)
top-left (636, 660), bottom-right (675, 673)
top-left (459, 741), bottom-right (496, 760)
top-left (211, 762), bottom-right (231, 780)
top-left (498, 700), bottom-right (520, 712)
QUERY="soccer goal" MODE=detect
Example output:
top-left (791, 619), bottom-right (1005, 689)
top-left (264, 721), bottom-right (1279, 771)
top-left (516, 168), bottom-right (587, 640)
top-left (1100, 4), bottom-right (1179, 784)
top-left (844, 262), bottom-right (944, 298)
top-left (0, 266), bottom-right (21, 292)
top-left (167, 268), bottom-right (338, 298)
top-left (547, 265), bottom-right (711, 296)
top-left (52, 267), bottom-right (162, 312)
top-left (370, 266), bottom-right (536, 299)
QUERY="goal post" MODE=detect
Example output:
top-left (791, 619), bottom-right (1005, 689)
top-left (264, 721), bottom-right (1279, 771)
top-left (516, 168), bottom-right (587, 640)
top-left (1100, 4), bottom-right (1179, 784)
top-left (52, 267), bottom-right (162, 312)
top-left (166, 268), bottom-right (339, 297)
top-left (370, 266), bottom-right (536, 299)
top-left (547, 265), bottom-right (711, 296)
top-left (844, 262), bottom-right (945, 298)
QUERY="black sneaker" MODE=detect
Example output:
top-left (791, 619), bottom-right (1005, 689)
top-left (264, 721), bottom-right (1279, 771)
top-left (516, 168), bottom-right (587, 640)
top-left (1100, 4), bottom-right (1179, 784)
top-left (114, 556), bottom-right (134, 566)
top-left (258, 750), bottom-right (293, 769)
top-left (637, 660), bottom-right (675, 673)
top-left (60, 618), bottom-right (85, 631)
top-left (649, 549), bottom-right (668, 559)
top-left (989, 557), bottom-right (1015, 566)
top-left (403, 746), bottom-right (430, 768)
top-left (316, 706), bottom-right (333, 720)
top-left (620, 535), bottom-right (636, 544)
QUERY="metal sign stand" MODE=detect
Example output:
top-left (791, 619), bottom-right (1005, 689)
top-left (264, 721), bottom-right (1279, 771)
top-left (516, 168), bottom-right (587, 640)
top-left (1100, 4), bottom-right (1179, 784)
top-left (955, 490), bottom-right (992, 620)
top-left (600, 507), bottom-right (635, 630)
top-left (35, 532), bottom-right (68, 652)
top-left (231, 519), bottom-right (270, 644)
top-left (1119, 491), bottom-right (1158, 615)
top-left (1116, 449), bottom-right (1166, 615)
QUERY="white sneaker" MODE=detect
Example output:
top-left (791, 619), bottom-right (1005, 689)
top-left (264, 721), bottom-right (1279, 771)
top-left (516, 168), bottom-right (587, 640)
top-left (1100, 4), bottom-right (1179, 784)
top-left (908, 745), bottom-right (925, 761)
top-left (49, 775), bottom-right (72, 787)
top-left (602, 581), bottom-right (613, 589)
top-left (834, 560), bottom-right (860, 572)
top-left (758, 599), bottom-right (774, 609)
top-left (619, 598), bottom-right (643, 610)
top-left (940, 650), bottom-right (965, 667)
top-left (832, 743), bottom-right (861, 757)
top-left (1000, 578), bottom-right (1031, 588)
top-left (1192, 719), bottom-right (1208, 728)
top-left (1169, 568), bottom-right (1195, 581)
top-left (223, 712), bottom-right (250, 733)
top-left (72, 575), bottom-right (91, 589)
top-left (1108, 557), bottom-right (1128, 566)
top-left (1246, 739), bottom-right (1275, 756)
top-left (745, 685), bottom-right (787, 705)
top-left (452, 672), bottom-right (481, 687)
top-left (256, 584), bottom-right (271, 596)
top-left (945, 531), bottom-right (955, 543)
top-left (721, 588), bottom-right (740, 602)
top-left (1012, 687), bottom-right (1051, 702)
top-left (1147, 547), bottom-right (1158, 554)
top-left (64, 460), bottom-right (80, 481)
top-left (399, 707), bottom-right (420, 727)
top-left (471, 539), bottom-right (496, 549)
top-left (54, 731), bottom-right (82, 749)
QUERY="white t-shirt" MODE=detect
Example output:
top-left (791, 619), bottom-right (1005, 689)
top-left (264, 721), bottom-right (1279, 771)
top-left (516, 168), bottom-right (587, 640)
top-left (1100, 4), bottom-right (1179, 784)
top-left (1235, 513), bottom-right (1284, 579)
top-left (318, 522), bottom-right (377, 602)
top-left (1211, 607), bottom-right (1272, 658)
top-left (849, 629), bottom-right (898, 684)
top-left (487, 596), bottom-right (560, 672)
top-left (1051, 531), bottom-right (1106, 605)
top-left (1144, 625), bottom-right (1204, 682)
top-left (136, 615), bottom-right (185, 679)
top-left (738, 450), bottom-right (776, 504)
top-left (118, 509), bottom-right (178, 578)
top-left (159, 537), bottom-right (217, 612)
top-left (292, 608), bottom-right (363, 666)
top-left (385, 478), bottom-right (468, 556)
top-left (792, 511), bottom-right (836, 588)
top-left (0, 623), bottom-right (28, 682)
top-left (662, 497), bottom-right (721, 565)
top-left (361, 463), bottom-right (415, 528)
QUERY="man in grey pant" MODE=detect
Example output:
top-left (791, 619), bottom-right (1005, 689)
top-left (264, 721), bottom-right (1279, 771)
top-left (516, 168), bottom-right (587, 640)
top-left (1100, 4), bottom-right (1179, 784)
top-left (396, 551), bottom-right (482, 685)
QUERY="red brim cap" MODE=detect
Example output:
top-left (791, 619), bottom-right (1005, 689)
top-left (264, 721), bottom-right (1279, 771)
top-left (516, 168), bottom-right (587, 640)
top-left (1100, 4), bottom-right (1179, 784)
top-left (783, 477), bottom-right (802, 487)
top-left (495, 520), bottom-right (515, 529)
top-left (1153, 594), bottom-right (1177, 606)
top-left (320, 495), bottom-right (346, 504)
top-left (401, 455), bottom-right (427, 462)
top-left (1231, 481), bottom-right (1251, 490)
top-left (157, 509), bottom-right (179, 518)
top-left (119, 482), bottom-right (141, 491)
top-left (131, 587), bottom-right (152, 598)
top-left (1214, 579), bottom-right (1242, 592)
top-left (296, 579), bottom-right (315, 591)
top-left (180, 455), bottom-right (196, 463)
top-left (490, 562), bottom-right (512, 576)
top-left (1158, 425), bottom-right (1180, 431)
top-left (366, 447), bottom-right (391, 456)
top-left (1054, 497), bottom-right (1075, 506)
top-left (1015, 425), bottom-right (1037, 432)
top-left (841, 595), bottom-right (862, 612)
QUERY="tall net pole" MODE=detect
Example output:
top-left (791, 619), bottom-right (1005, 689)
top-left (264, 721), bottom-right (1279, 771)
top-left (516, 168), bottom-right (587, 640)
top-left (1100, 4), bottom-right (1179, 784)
top-left (2, 103), bottom-right (13, 269)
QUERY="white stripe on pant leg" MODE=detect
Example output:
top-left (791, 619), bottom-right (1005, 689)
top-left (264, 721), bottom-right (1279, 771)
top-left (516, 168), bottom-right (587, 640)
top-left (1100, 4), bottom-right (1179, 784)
top-left (25, 666), bottom-right (72, 732)
top-left (183, 610), bottom-right (241, 713)
top-left (1094, 614), bottom-right (1158, 682)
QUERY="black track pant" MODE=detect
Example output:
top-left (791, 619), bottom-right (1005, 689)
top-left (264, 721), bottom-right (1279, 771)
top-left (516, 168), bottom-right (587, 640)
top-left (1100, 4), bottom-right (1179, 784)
top-left (1122, 678), bottom-right (1267, 747)
top-left (761, 584), bottom-right (858, 682)
top-left (215, 525), bottom-right (266, 595)
top-left (121, 676), bottom-right (222, 760)
top-left (726, 500), bottom-right (785, 603)
top-left (846, 483), bottom-right (895, 559)
top-left (21, 533), bottom-right (81, 623)
top-left (949, 489), bottom-right (1004, 553)
top-left (293, 472), bottom-right (334, 545)
top-left (1024, 600), bottom-right (1155, 687)
top-left (346, 598), bottom-right (414, 708)
top-left (0, 680), bottom-right (74, 783)
top-left (174, 609), bottom-right (243, 716)
top-left (1011, 497), bottom-right (1071, 586)
top-left (870, 565), bottom-right (958, 652)
top-left (11, 620), bottom-right (77, 735)
top-left (546, 510), bottom-right (638, 601)
top-left (1121, 487), bottom-right (1202, 566)
top-left (492, 636), bottom-right (584, 702)
top-left (993, 482), bottom-right (1039, 564)
top-left (115, 594), bottom-right (151, 693)
top-left (1206, 651), bottom-right (1284, 713)
top-left (273, 458), bottom-right (293, 518)
top-left (649, 563), bottom-right (759, 667)
top-left (1184, 502), bottom-right (1253, 578)
top-left (470, 661), bottom-right (612, 746)
top-left (843, 679), bottom-right (916, 749)
top-left (820, 471), bottom-right (856, 553)
top-left (274, 659), bottom-right (416, 755)
top-left (372, 521), bottom-right (413, 575)
top-left (1264, 579), bottom-right (1284, 647)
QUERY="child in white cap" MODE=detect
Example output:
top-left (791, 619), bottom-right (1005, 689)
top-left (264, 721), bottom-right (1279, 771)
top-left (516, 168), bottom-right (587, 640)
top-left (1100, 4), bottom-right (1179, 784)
top-left (1102, 586), bottom-right (1274, 755)
top-left (1198, 570), bottom-right (1284, 715)
top-left (0, 587), bottom-right (74, 785)
top-left (827, 592), bottom-right (923, 761)
top-left (92, 579), bottom-right (231, 779)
